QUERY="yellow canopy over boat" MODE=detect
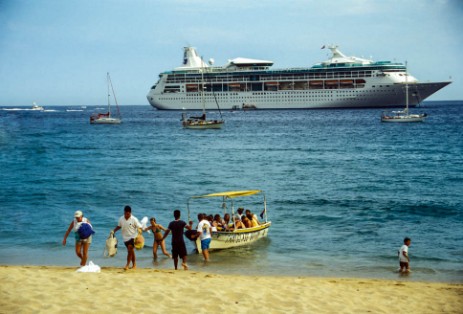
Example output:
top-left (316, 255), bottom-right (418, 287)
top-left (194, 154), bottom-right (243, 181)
top-left (191, 190), bottom-right (262, 199)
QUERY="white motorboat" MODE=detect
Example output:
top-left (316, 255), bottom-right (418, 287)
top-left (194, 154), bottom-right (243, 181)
top-left (31, 102), bottom-right (44, 111)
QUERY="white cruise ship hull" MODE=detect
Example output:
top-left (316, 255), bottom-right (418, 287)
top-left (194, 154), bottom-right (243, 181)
top-left (146, 46), bottom-right (451, 110)
top-left (147, 81), bottom-right (449, 110)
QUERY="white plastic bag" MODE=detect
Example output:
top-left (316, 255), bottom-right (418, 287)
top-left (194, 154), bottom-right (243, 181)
top-left (140, 216), bottom-right (150, 234)
top-left (104, 230), bottom-right (118, 257)
top-left (76, 261), bottom-right (101, 273)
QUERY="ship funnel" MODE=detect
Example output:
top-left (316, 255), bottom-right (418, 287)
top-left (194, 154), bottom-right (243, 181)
top-left (179, 47), bottom-right (209, 69)
top-left (328, 45), bottom-right (347, 59)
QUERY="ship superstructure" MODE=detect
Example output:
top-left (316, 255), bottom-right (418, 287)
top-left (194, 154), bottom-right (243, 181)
top-left (147, 46), bottom-right (450, 110)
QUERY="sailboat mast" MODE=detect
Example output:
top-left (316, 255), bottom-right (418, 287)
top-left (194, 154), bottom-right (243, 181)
top-left (405, 61), bottom-right (409, 113)
top-left (201, 57), bottom-right (206, 115)
top-left (107, 72), bottom-right (111, 116)
top-left (108, 73), bottom-right (121, 118)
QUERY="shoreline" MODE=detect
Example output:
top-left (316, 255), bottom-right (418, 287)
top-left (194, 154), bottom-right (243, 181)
top-left (1, 265), bottom-right (462, 313)
top-left (2, 254), bottom-right (462, 284)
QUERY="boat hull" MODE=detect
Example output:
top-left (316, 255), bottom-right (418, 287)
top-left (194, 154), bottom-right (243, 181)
top-left (147, 81), bottom-right (450, 110)
top-left (90, 117), bottom-right (121, 124)
top-left (183, 120), bottom-right (224, 129)
top-left (195, 222), bottom-right (271, 253)
top-left (381, 116), bottom-right (426, 123)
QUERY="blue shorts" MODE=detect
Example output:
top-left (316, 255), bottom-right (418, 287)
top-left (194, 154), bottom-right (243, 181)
top-left (201, 238), bottom-right (211, 250)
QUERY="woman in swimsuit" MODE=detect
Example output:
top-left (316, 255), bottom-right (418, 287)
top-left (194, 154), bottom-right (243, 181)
top-left (144, 217), bottom-right (171, 259)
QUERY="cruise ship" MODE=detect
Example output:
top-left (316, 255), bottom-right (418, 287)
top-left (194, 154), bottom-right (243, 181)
top-left (146, 46), bottom-right (450, 110)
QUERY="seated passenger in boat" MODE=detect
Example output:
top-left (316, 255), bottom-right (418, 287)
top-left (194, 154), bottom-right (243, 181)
top-left (212, 214), bottom-right (224, 231)
top-left (206, 215), bottom-right (215, 231)
top-left (235, 207), bottom-right (245, 220)
top-left (241, 216), bottom-right (252, 228)
top-left (231, 216), bottom-right (245, 231)
top-left (245, 209), bottom-right (260, 227)
top-left (223, 213), bottom-right (232, 231)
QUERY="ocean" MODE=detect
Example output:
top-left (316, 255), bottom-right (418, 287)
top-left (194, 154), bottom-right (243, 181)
top-left (0, 102), bottom-right (462, 283)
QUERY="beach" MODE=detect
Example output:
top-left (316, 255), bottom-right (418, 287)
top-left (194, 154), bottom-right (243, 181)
top-left (1, 265), bottom-right (462, 313)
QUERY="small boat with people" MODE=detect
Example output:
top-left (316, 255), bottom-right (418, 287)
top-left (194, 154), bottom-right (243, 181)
top-left (90, 73), bottom-right (122, 124)
top-left (185, 190), bottom-right (271, 253)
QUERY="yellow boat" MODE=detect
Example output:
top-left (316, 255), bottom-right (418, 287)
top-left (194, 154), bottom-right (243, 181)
top-left (186, 190), bottom-right (271, 253)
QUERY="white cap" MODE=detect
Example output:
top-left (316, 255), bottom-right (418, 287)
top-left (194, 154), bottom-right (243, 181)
top-left (74, 210), bottom-right (83, 218)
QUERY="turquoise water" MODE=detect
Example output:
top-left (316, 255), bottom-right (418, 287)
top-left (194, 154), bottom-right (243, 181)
top-left (0, 102), bottom-right (462, 282)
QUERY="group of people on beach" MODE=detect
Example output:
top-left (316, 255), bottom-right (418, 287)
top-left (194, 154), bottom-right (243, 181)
top-left (62, 205), bottom-right (263, 270)
top-left (63, 206), bottom-right (189, 270)
top-left (63, 206), bottom-right (412, 273)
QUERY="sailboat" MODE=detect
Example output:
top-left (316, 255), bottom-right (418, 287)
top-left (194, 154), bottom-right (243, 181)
top-left (381, 62), bottom-right (427, 123)
top-left (90, 73), bottom-right (122, 124)
top-left (182, 60), bottom-right (224, 129)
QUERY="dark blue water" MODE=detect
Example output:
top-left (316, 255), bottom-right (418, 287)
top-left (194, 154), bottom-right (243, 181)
top-left (0, 102), bottom-right (462, 282)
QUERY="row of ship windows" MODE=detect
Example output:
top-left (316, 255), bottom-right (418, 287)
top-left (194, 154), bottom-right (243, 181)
top-left (165, 72), bottom-right (375, 84)
top-left (163, 80), bottom-right (367, 93)
top-left (158, 97), bottom-right (372, 102)
top-left (184, 91), bottom-right (361, 96)
top-left (164, 85), bottom-right (366, 93)
top-left (163, 85), bottom-right (396, 95)
top-left (158, 89), bottom-right (393, 101)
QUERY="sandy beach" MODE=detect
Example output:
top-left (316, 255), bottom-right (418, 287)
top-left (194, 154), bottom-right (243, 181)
top-left (1, 265), bottom-right (461, 313)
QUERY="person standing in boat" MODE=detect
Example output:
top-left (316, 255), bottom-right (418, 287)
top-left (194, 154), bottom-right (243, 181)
top-left (113, 205), bottom-right (142, 270)
top-left (162, 209), bottom-right (192, 270)
top-left (62, 210), bottom-right (92, 266)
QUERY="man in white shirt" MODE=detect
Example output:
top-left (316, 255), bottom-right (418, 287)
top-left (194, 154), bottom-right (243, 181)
top-left (193, 213), bottom-right (212, 262)
top-left (113, 205), bottom-right (142, 270)
top-left (398, 237), bottom-right (411, 273)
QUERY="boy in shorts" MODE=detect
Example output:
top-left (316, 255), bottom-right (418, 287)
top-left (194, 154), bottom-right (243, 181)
top-left (398, 237), bottom-right (411, 273)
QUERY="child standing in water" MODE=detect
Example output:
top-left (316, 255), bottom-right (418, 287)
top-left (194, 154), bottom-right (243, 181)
top-left (145, 217), bottom-right (171, 259)
top-left (398, 237), bottom-right (411, 273)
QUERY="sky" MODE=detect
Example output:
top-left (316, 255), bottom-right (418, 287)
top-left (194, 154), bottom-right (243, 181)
top-left (0, 0), bottom-right (462, 107)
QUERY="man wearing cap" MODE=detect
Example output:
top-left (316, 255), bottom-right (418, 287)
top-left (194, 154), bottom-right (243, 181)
top-left (113, 205), bottom-right (142, 270)
top-left (62, 210), bottom-right (92, 266)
